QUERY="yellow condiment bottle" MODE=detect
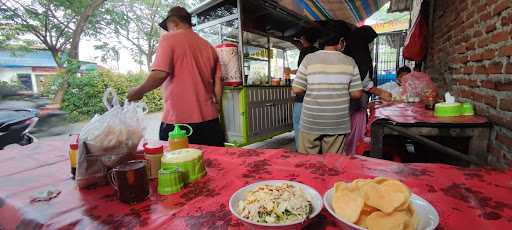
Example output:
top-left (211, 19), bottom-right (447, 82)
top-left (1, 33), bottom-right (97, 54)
top-left (69, 143), bottom-right (78, 179)
top-left (168, 124), bottom-right (193, 151)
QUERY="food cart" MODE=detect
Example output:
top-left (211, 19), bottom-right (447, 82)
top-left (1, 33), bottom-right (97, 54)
top-left (191, 0), bottom-right (320, 146)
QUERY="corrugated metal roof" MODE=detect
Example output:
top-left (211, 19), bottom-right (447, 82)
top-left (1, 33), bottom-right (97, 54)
top-left (0, 50), bottom-right (58, 68)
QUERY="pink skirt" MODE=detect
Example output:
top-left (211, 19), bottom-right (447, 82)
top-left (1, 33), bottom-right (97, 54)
top-left (344, 108), bottom-right (367, 155)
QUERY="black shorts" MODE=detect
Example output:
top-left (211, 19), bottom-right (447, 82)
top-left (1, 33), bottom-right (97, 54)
top-left (159, 118), bottom-right (226, 147)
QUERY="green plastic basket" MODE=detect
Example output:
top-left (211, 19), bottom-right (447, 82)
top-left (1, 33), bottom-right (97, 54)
top-left (434, 102), bottom-right (462, 117)
top-left (161, 148), bottom-right (206, 183)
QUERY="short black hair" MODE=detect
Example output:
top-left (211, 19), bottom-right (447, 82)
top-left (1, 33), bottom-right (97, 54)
top-left (323, 34), bottom-right (344, 47)
top-left (397, 66), bottom-right (412, 75)
top-left (302, 29), bottom-right (318, 44)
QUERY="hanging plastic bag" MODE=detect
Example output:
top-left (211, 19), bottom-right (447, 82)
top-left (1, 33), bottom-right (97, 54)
top-left (401, 71), bottom-right (437, 101)
top-left (76, 88), bottom-right (147, 188)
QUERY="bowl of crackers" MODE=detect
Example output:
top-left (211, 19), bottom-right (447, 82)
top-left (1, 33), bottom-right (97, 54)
top-left (323, 177), bottom-right (439, 230)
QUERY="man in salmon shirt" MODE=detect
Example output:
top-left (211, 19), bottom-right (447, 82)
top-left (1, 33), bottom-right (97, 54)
top-left (127, 6), bottom-right (225, 146)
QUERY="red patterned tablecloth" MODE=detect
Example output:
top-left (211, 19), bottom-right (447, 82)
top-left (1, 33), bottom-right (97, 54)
top-left (368, 102), bottom-right (488, 125)
top-left (1, 137), bottom-right (511, 230)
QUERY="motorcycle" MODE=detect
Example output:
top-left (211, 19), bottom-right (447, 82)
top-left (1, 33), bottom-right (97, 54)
top-left (0, 108), bottom-right (39, 150)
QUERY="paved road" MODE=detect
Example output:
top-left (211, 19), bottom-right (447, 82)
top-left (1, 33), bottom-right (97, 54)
top-left (33, 112), bottom-right (163, 141)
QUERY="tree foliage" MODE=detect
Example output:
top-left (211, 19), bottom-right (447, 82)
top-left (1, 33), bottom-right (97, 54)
top-left (0, 0), bottom-right (106, 66)
top-left (0, 0), bottom-right (107, 104)
top-left (96, 0), bottom-right (204, 71)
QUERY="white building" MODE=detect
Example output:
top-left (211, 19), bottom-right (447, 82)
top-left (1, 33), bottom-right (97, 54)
top-left (0, 49), bottom-right (97, 93)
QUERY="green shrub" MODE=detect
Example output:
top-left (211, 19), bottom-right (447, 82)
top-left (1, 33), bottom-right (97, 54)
top-left (0, 80), bottom-right (24, 98)
top-left (45, 69), bottom-right (163, 122)
top-left (40, 74), bottom-right (63, 98)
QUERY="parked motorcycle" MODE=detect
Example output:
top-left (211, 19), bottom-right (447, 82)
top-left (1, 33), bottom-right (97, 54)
top-left (0, 92), bottom-right (67, 137)
top-left (0, 108), bottom-right (39, 150)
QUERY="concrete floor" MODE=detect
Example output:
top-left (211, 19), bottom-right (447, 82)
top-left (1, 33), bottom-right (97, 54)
top-left (244, 132), bottom-right (296, 151)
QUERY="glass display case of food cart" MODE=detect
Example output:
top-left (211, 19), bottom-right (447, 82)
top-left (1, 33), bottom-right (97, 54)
top-left (191, 0), bottom-right (308, 146)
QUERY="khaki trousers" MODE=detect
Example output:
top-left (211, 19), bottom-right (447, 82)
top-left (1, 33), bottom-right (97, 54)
top-left (298, 131), bottom-right (346, 154)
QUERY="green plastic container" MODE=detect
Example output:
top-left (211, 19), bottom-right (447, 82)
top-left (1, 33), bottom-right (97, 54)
top-left (461, 102), bottom-right (475, 116)
top-left (161, 148), bottom-right (206, 183)
top-left (434, 102), bottom-right (463, 117)
top-left (157, 167), bottom-right (183, 195)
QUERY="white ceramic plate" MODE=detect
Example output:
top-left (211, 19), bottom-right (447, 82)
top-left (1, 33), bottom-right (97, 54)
top-left (229, 180), bottom-right (323, 230)
top-left (324, 187), bottom-right (439, 230)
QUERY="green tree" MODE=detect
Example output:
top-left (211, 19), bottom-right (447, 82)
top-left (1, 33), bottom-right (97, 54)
top-left (94, 42), bottom-right (121, 71)
top-left (96, 0), bottom-right (204, 71)
top-left (0, 0), bottom-right (106, 104)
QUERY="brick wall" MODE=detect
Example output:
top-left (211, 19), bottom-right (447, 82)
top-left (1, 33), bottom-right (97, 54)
top-left (424, 0), bottom-right (512, 166)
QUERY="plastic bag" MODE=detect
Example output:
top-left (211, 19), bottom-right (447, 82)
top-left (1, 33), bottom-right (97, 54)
top-left (401, 71), bottom-right (437, 101)
top-left (76, 88), bottom-right (147, 188)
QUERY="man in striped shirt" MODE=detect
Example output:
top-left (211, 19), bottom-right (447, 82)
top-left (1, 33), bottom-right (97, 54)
top-left (292, 34), bottom-right (363, 154)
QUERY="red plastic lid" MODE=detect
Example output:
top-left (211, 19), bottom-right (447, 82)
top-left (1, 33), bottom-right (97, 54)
top-left (144, 143), bottom-right (164, 154)
top-left (215, 43), bottom-right (237, 48)
top-left (70, 143), bottom-right (78, 150)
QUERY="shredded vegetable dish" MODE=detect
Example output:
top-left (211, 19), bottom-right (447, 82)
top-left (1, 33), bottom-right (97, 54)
top-left (238, 183), bottom-right (312, 224)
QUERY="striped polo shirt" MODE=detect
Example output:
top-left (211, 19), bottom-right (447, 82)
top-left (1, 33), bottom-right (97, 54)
top-left (292, 50), bottom-right (362, 134)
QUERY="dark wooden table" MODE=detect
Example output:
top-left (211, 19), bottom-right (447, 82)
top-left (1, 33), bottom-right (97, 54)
top-left (369, 102), bottom-right (491, 165)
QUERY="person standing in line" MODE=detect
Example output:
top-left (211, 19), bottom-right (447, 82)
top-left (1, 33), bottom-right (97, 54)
top-left (127, 6), bottom-right (225, 146)
top-left (291, 30), bottom-right (319, 151)
top-left (342, 26), bottom-right (393, 155)
top-left (292, 34), bottom-right (363, 154)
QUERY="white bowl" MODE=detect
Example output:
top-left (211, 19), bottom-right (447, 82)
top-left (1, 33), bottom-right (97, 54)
top-left (229, 180), bottom-right (323, 230)
top-left (323, 187), bottom-right (439, 230)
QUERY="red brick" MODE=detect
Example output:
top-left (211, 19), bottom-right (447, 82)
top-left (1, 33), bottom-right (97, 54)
top-left (462, 66), bottom-right (473, 74)
top-left (496, 132), bottom-right (512, 149)
top-left (458, 55), bottom-right (469, 64)
top-left (475, 65), bottom-right (487, 74)
top-left (467, 17), bottom-right (477, 29)
top-left (497, 44), bottom-right (512, 57)
top-left (465, 10), bottom-right (477, 22)
top-left (500, 98), bottom-right (512, 112)
top-left (487, 62), bottom-right (504, 74)
top-left (455, 44), bottom-right (465, 54)
top-left (473, 30), bottom-right (484, 38)
top-left (490, 30), bottom-right (509, 43)
top-left (481, 48), bottom-right (496, 60)
top-left (496, 82), bottom-right (512, 91)
top-left (506, 63), bottom-right (512, 74)
top-left (478, 3), bottom-right (488, 12)
top-left (485, 24), bottom-right (497, 33)
top-left (462, 33), bottom-right (472, 43)
top-left (467, 41), bottom-right (476, 50)
top-left (481, 80), bottom-right (496, 89)
top-left (501, 14), bottom-right (512, 26)
top-left (480, 11), bottom-right (492, 21)
top-left (493, 0), bottom-right (511, 16)
top-left (474, 92), bottom-right (498, 108)
top-left (477, 37), bottom-right (490, 48)
top-left (456, 89), bottom-right (473, 99)
top-left (469, 53), bottom-right (484, 61)
top-left (457, 78), bottom-right (478, 86)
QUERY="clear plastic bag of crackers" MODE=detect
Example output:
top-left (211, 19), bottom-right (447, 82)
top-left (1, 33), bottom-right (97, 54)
top-left (76, 88), bottom-right (147, 188)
